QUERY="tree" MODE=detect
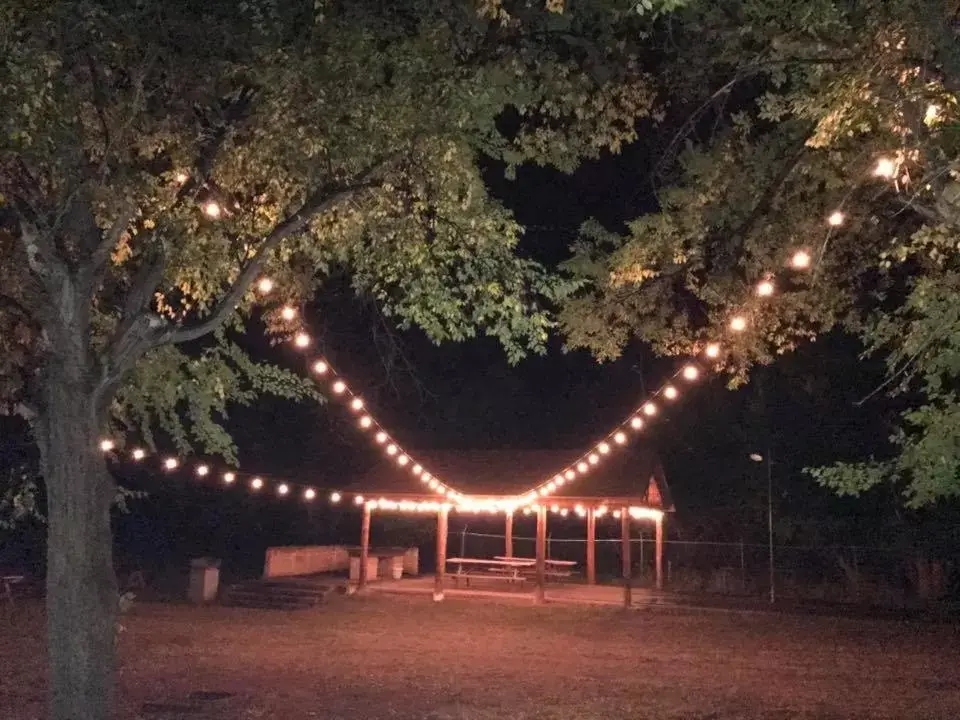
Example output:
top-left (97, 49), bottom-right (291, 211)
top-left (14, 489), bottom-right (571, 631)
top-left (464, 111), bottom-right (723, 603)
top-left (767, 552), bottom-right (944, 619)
top-left (0, 1), bottom-right (657, 717)
top-left (559, 0), bottom-right (960, 505)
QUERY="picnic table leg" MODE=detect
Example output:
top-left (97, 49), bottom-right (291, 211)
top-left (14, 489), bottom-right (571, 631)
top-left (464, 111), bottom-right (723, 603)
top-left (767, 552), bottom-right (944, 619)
top-left (434, 506), bottom-right (449, 602)
top-left (535, 505), bottom-right (547, 605)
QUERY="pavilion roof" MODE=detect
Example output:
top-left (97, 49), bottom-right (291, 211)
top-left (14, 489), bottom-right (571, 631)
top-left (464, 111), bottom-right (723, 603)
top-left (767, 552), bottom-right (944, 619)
top-left (346, 446), bottom-right (674, 511)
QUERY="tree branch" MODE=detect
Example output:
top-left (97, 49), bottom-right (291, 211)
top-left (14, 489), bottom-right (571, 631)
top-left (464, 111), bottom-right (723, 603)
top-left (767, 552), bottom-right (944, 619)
top-left (81, 201), bottom-right (136, 293)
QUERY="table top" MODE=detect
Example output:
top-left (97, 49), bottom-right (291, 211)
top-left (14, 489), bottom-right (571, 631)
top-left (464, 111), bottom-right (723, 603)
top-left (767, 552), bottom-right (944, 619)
top-left (446, 557), bottom-right (535, 567)
top-left (494, 556), bottom-right (577, 566)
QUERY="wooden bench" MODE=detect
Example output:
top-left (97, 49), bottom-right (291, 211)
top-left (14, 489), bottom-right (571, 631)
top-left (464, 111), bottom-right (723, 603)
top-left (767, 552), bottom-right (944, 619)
top-left (446, 557), bottom-right (533, 589)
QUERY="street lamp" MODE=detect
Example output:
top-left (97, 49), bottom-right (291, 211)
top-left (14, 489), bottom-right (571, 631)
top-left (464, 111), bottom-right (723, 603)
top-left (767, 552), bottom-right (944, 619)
top-left (749, 451), bottom-right (775, 604)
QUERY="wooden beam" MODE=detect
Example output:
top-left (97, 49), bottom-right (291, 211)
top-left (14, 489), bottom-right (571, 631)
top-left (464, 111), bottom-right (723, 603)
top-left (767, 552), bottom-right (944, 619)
top-left (586, 507), bottom-right (597, 585)
top-left (358, 502), bottom-right (372, 592)
top-left (434, 506), bottom-right (449, 602)
top-left (504, 510), bottom-right (514, 558)
top-left (655, 513), bottom-right (664, 590)
top-left (535, 505), bottom-right (547, 605)
top-left (621, 508), bottom-right (632, 608)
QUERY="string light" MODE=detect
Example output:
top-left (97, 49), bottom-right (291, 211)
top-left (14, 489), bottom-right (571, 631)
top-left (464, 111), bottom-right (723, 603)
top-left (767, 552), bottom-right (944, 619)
top-left (705, 343), bottom-right (721, 359)
top-left (588, 453), bottom-right (599, 465)
top-left (412, 464), bottom-right (423, 475)
top-left (313, 360), bottom-right (329, 375)
top-left (202, 201), bottom-right (221, 219)
top-left (386, 444), bottom-right (398, 456)
top-left (827, 210), bottom-right (845, 227)
top-left (598, 442), bottom-right (610, 454)
top-left (873, 157), bottom-right (896, 179)
top-left (251, 477), bottom-right (264, 490)
top-left (196, 464), bottom-right (209, 477)
top-left (576, 461), bottom-right (589, 473)
top-left (332, 380), bottom-right (347, 394)
top-left (564, 469), bottom-right (575, 480)
top-left (790, 250), bottom-right (812, 270)
top-left (354, 495), bottom-right (364, 505)
top-left (328, 491), bottom-right (340, 503)
top-left (642, 402), bottom-right (657, 416)
top-left (663, 385), bottom-right (678, 400)
top-left (223, 472), bottom-right (236, 484)
top-left (277, 483), bottom-right (290, 496)
top-left (280, 306), bottom-right (297, 321)
top-left (614, 431), bottom-right (627, 444)
top-left (163, 457), bottom-right (178, 471)
top-left (350, 397), bottom-right (363, 411)
top-left (257, 278), bottom-right (274, 294)
top-left (397, 454), bottom-right (409, 466)
top-left (99, 439), bottom-right (115, 452)
top-left (682, 365), bottom-right (699, 381)
top-left (756, 280), bottom-right (775, 297)
top-left (630, 416), bottom-right (644, 430)
top-left (729, 316), bottom-right (747, 332)
top-left (294, 332), bottom-right (310, 348)
top-left (131, 448), bottom-right (146, 461)
top-left (359, 415), bottom-right (373, 429)
top-left (375, 431), bottom-right (388, 444)
top-left (305, 488), bottom-right (317, 501)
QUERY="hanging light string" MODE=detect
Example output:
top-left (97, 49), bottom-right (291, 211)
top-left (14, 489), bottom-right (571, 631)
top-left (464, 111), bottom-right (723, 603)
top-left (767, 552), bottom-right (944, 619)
top-left (96, 147), bottom-right (916, 514)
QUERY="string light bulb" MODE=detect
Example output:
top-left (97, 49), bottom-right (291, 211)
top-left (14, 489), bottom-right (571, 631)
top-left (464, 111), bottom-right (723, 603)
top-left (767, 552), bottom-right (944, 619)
top-left (280, 306), bottom-right (297, 321)
top-left (305, 488), bottom-right (317, 501)
top-left (257, 277), bottom-right (274, 294)
top-left (332, 380), bottom-right (346, 394)
top-left (386, 444), bottom-right (398, 456)
top-left (682, 365), bottom-right (699, 381)
top-left (827, 210), bottom-right (845, 227)
top-left (251, 477), bottom-right (264, 490)
top-left (664, 385), bottom-right (678, 400)
top-left (873, 157), bottom-right (896, 179)
top-left (397, 454), bottom-right (409, 466)
top-left (577, 461), bottom-right (589, 473)
top-left (354, 495), bottom-right (364, 505)
top-left (294, 332), bottom-right (310, 348)
top-left (729, 316), bottom-right (747, 332)
top-left (359, 415), bottom-right (373, 429)
top-left (630, 416), bottom-right (644, 429)
top-left (312, 360), bottom-right (328, 375)
top-left (564, 469), bottom-right (576, 481)
top-left (350, 397), bottom-right (363, 411)
top-left (756, 280), bottom-right (775, 297)
top-left (642, 402), bottom-right (657, 416)
top-left (277, 483), bottom-right (289, 496)
top-left (223, 472), bottom-right (236, 484)
top-left (375, 431), bottom-right (388, 444)
top-left (163, 457), bottom-right (178, 471)
top-left (202, 201), bottom-right (221, 219)
top-left (99, 439), bottom-right (115, 452)
top-left (195, 464), bottom-right (209, 477)
top-left (588, 453), bottom-right (599, 465)
top-left (790, 250), bottom-right (812, 270)
top-left (327, 490), bottom-right (339, 503)
top-left (705, 343), bottom-right (721, 359)
top-left (598, 442), bottom-right (610, 454)
top-left (614, 431), bottom-right (627, 444)
top-left (131, 448), bottom-right (146, 461)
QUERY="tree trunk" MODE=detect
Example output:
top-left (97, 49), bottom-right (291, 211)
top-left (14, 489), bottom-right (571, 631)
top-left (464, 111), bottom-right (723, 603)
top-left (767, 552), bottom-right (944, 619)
top-left (36, 364), bottom-right (118, 720)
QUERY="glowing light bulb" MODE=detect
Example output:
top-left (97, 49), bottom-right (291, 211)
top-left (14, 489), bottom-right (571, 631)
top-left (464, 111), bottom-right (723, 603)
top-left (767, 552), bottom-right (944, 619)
top-left (643, 402), bottom-right (657, 416)
top-left (280, 306), bottom-right (297, 321)
top-left (202, 201), bottom-right (221, 218)
top-left (251, 477), bottom-right (264, 490)
top-left (682, 365), bottom-right (699, 381)
top-left (613, 510), bottom-right (622, 519)
top-left (705, 343), bottom-right (721, 359)
top-left (630, 416), bottom-right (644, 430)
top-left (174, 171), bottom-right (189, 185)
top-left (195, 464), bottom-right (209, 477)
top-left (277, 483), bottom-right (289, 496)
top-left (386, 443), bottom-right (398, 456)
top-left (412, 464), bottom-right (423, 475)
top-left (827, 210), bottom-right (845, 227)
top-left (873, 157), bottom-right (896, 179)
top-left (354, 495), bottom-right (364, 505)
top-left (560, 508), bottom-right (569, 517)
top-left (577, 461), bottom-right (589, 473)
top-left (538, 487), bottom-right (548, 496)
top-left (551, 504), bottom-right (559, 513)
top-left (397, 455), bottom-right (409, 466)
top-left (350, 397), bottom-right (363, 411)
top-left (598, 442), bottom-right (610, 454)
top-left (163, 457), bottom-right (178, 470)
top-left (790, 250), bottom-right (812, 270)
top-left (375, 431), bottom-right (388, 444)
top-left (588, 453), bottom-right (599, 465)
top-left (99, 439), bottom-right (115, 452)
top-left (131, 448), bottom-right (145, 461)
top-left (564, 469), bottom-right (576, 481)
top-left (756, 280), bottom-right (775, 297)
top-left (332, 380), bottom-right (346, 394)
top-left (614, 431), bottom-right (627, 445)
top-left (522, 507), bottom-right (531, 516)
top-left (305, 488), bottom-right (317, 501)
top-left (257, 277), bottom-right (274, 294)
top-left (547, 480), bottom-right (558, 491)
top-left (313, 360), bottom-right (328, 375)
top-left (359, 415), bottom-right (373, 429)
top-left (729, 316), bottom-right (747, 332)
top-left (294, 332), bottom-right (310, 348)
top-left (327, 490), bottom-right (339, 503)
top-left (664, 385), bottom-right (678, 400)
top-left (223, 472), bottom-right (236, 484)
top-left (422, 473), bottom-right (432, 484)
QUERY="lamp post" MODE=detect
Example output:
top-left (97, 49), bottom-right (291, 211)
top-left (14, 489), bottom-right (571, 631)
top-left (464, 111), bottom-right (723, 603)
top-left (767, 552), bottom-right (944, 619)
top-left (749, 451), bottom-right (775, 604)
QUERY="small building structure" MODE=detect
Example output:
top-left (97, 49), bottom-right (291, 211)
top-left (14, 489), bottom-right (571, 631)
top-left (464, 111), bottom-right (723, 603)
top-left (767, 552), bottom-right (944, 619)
top-left (343, 446), bottom-right (674, 606)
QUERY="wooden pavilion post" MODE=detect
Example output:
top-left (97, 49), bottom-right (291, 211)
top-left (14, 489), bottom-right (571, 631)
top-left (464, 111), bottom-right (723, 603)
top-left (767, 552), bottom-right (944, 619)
top-left (358, 502), bottom-right (372, 592)
top-left (535, 505), bottom-right (547, 605)
top-left (655, 512), bottom-right (664, 591)
top-left (504, 510), bottom-right (514, 558)
top-left (434, 505), bottom-right (449, 602)
top-left (586, 507), bottom-right (597, 585)
top-left (621, 507), bottom-right (632, 608)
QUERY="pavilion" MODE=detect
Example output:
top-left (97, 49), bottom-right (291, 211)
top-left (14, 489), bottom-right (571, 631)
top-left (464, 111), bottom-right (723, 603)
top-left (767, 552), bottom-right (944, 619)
top-left (345, 445), bottom-right (674, 607)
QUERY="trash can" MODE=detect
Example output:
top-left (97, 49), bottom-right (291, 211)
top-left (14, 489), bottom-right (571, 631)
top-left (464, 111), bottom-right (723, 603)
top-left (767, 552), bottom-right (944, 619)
top-left (188, 557), bottom-right (220, 605)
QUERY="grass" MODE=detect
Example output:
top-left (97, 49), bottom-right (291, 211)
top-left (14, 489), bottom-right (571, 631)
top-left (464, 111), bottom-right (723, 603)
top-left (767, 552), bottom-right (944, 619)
top-left (2, 595), bottom-right (960, 719)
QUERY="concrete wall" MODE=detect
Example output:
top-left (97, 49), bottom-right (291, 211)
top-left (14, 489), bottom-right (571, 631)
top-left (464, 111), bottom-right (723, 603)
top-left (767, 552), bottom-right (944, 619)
top-left (263, 545), bottom-right (350, 578)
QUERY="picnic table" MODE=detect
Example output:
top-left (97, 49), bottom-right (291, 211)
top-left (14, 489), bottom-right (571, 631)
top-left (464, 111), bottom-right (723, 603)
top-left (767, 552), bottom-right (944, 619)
top-left (495, 557), bottom-right (578, 581)
top-left (446, 557), bottom-right (534, 588)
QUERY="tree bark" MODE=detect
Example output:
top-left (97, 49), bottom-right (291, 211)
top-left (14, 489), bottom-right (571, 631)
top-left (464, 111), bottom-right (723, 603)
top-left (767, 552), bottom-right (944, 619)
top-left (35, 359), bottom-right (118, 720)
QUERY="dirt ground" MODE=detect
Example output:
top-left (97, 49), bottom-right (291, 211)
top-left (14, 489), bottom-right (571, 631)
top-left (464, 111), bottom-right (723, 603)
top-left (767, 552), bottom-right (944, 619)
top-left (3, 595), bottom-right (960, 720)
